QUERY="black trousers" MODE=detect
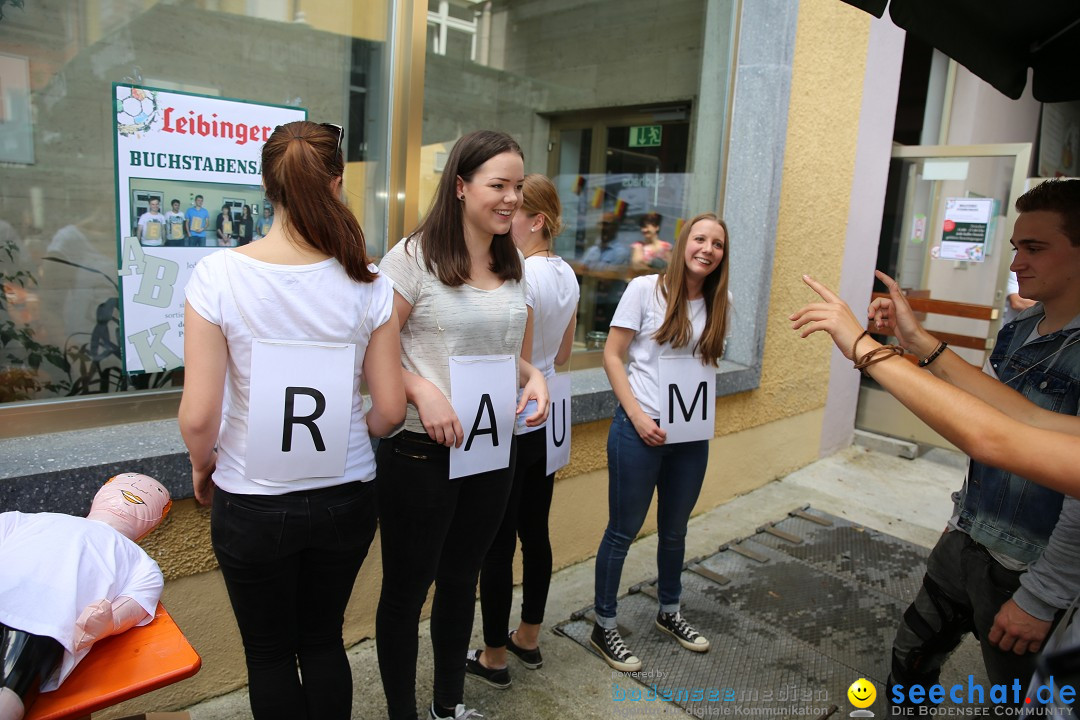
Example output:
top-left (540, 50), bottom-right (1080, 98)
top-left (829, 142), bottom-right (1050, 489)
top-left (375, 431), bottom-right (516, 720)
top-left (479, 429), bottom-right (555, 648)
top-left (212, 480), bottom-right (377, 720)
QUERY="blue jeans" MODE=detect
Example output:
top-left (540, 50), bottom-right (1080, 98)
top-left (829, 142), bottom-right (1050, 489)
top-left (212, 481), bottom-right (376, 720)
top-left (594, 405), bottom-right (709, 625)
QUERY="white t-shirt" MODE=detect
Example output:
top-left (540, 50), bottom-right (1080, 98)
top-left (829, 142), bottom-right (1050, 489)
top-left (379, 238), bottom-right (528, 435)
top-left (165, 211), bottom-right (186, 241)
top-left (514, 255), bottom-right (580, 434)
top-left (0, 512), bottom-right (163, 691)
top-left (137, 210), bottom-right (166, 245)
top-left (524, 255), bottom-right (580, 378)
top-left (185, 250), bottom-right (393, 494)
top-left (610, 274), bottom-right (724, 419)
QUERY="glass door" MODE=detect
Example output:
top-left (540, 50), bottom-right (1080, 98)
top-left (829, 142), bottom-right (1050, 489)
top-left (547, 107), bottom-right (692, 361)
top-left (856, 143), bottom-right (1032, 448)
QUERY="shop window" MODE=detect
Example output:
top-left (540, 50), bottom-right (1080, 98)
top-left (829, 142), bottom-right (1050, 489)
top-left (0, 1), bottom-right (392, 416)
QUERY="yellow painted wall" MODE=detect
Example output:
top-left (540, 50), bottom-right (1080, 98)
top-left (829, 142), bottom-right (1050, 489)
top-left (105, 2), bottom-right (874, 714)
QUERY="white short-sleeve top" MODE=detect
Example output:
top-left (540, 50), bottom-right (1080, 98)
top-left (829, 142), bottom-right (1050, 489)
top-left (610, 274), bottom-right (727, 419)
top-left (185, 250), bottom-right (394, 494)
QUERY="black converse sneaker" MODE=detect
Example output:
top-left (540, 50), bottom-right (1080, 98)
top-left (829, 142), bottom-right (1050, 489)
top-left (589, 622), bottom-right (642, 672)
top-left (464, 649), bottom-right (511, 689)
top-left (655, 611), bottom-right (710, 652)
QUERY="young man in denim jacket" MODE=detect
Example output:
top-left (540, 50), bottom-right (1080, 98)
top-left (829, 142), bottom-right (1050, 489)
top-left (868, 179), bottom-right (1080, 710)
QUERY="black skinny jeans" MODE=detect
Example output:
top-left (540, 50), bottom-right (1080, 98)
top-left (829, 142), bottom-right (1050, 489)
top-left (375, 431), bottom-right (516, 720)
top-left (479, 429), bottom-right (555, 648)
top-left (212, 480), bottom-right (377, 720)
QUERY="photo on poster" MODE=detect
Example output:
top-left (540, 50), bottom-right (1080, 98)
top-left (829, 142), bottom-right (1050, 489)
top-left (126, 177), bottom-right (264, 249)
top-left (113, 84), bottom-right (305, 375)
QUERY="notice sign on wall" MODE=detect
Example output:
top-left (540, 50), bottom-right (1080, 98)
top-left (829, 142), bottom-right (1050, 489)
top-left (113, 84), bottom-right (305, 374)
top-left (938, 197), bottom-right (994, 262)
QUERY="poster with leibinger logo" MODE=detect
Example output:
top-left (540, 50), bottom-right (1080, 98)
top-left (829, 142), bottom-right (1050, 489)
top-left (112, 84), bottom-right (305, 374)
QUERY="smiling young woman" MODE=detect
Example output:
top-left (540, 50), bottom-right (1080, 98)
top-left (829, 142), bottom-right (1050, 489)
top-left (374, 130), bottom-right (549, 720)
top-left (591, 212), bottom-right (732, 672)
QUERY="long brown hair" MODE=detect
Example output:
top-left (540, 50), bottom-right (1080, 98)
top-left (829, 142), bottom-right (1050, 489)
top-left (261, 121), bottom-right (375, 283)
top-left (520, 173), bottom-right (563, 242)
top-left (653, 212), bottom-right (730, 366)
top-left (407, 130), bottom-right (523, 286)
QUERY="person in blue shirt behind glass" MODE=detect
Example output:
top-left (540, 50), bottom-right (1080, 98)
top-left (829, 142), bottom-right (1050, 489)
top-left (184, 195), bottom-right (210, 247)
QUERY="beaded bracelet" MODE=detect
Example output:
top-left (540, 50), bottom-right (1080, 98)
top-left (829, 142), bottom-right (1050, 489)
top-left (918, 340), bottom-right (948, 368)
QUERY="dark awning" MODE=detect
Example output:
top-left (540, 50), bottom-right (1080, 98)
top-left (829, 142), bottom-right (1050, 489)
top-left (840, 0), bottom-right (1080, 102)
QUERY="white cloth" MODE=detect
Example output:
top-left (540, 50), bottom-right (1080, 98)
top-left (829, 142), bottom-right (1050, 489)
top-left (379, 239), bottom-right (528, 435)
top-left (610, 274), bottom-right (726, 419)
top-left (0, 512), bottom-right (162, 691)
top-left (185, 250), bottom-right (394, 494)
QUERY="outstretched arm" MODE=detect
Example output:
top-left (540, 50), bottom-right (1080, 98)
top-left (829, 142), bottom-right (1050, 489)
top-left (791, 275), bottom-right (1080, 496)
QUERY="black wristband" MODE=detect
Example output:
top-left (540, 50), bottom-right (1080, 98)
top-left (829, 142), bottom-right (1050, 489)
top-left (918, 340), bottom-right (948, 368)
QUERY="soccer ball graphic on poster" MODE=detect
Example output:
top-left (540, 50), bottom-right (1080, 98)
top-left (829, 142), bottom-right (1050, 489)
top-left (115, 87), bottom-right (158, 136)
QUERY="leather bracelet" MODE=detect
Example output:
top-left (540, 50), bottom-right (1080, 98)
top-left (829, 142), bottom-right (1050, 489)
top-left (851, 330), bottom-right (870, 363)
top-left (854, 344), bottom-right (904, 371)
top-left (918, 340), bottom-right (948, 368)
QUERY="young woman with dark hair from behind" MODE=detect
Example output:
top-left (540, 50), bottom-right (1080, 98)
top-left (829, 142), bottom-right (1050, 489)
top-left (375, 130), bottom-right (549, 720)
top-left (179, 120), bottom-right (405, 720)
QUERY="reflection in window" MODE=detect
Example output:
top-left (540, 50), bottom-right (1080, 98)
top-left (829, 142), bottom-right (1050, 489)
top-left (421, 0), bottom-right (731, 352)
top-left (0, 1), bottom-right (391, 405)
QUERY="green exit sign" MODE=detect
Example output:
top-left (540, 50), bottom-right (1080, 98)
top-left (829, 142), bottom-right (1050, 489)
top-left (629, 125), bottom-right (662, 148)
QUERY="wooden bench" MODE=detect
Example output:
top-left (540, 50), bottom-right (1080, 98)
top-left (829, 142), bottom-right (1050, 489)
top-left (25, 603), bottom-right (200, 720)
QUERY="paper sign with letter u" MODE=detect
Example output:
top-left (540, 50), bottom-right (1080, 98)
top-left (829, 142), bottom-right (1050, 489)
top-left (449, 354), bottom-right (517, 480)
top-left (245, 338), bottom-right (356, 480)
top-left (659, 355), bottom-right (715, 444)
top-left (546, 373), bottom-right (571, 475)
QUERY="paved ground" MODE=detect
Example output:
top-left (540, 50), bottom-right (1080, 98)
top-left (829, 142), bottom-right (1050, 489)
top-left (186, 444), bottom-right (985, 719)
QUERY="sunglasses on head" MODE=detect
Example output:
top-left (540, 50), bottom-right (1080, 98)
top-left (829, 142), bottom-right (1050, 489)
top-left (321, 123), bottom-right (343, 158)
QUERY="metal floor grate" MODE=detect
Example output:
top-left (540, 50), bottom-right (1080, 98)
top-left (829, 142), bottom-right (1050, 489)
top-left (554, 506), bottom-right (929, 717)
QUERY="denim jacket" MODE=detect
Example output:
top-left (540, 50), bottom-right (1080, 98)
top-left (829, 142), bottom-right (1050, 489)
top-left (955, 305), bottom-right (1080, 565)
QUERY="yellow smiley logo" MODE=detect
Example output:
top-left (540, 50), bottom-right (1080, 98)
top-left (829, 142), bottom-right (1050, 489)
top-left (847, 678), bottom-right (876, 709)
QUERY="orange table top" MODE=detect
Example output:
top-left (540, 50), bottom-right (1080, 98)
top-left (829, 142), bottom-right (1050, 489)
top-left (26, 603), bottom-right (201, 720)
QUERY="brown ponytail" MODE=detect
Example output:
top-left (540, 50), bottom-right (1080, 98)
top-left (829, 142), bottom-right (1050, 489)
top-left (261, 121), bottom-right (375, 283)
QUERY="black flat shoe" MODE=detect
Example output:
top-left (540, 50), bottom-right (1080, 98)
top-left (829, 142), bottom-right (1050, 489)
top-left (506, 630), bottom-right (543, 669)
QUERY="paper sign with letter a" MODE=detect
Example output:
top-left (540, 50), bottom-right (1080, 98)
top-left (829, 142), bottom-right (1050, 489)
top-left (659, 356), bottom-right (715, 444)
top-left (546, 373), bottom-right (571, 475)
top-left (449, 355), bottom-right (516, 480)
top-left (245, 339), bottom-right (356, 480)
